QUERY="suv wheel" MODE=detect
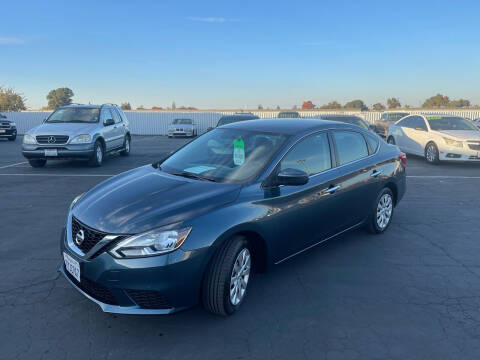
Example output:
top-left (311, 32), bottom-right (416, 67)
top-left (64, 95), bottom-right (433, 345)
top-left (120, 136), bottom-right (130, 156)
top-left (367, 188), bottom-right (394, 234)
top-left (28, 159), bottom-right (46, 168)
top-left (202, 236), bottom-right (252, 316)
top-left (89, 140), bottom-right (104, 167)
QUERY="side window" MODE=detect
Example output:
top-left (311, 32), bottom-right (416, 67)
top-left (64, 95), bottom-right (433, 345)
top-left (333, 131), bottom-right (369, 165)
top-left (397, 116), bottom-right (414, 128)
top-left (411, 116), bottom-right (427, 130)
top-left (111, 108), bottom-right (122, 124)
top-left (364, 133), bottom-right (379, 154)
top-left (115, 107), bottom-right (128, 123)
top-left (101, 108), bottom-right (113, 124)
top-left (280, 132), bottom-right (332, 176)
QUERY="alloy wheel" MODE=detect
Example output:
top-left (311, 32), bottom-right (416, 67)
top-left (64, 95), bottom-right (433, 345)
top-left (229, 248), bottom-right (251, 306)
top-left (376, 193), bottom-right (393, 230)
top-left (96, 145), bottom-right (103, 163)
top-left (426, 144), bottom-right (436, 163)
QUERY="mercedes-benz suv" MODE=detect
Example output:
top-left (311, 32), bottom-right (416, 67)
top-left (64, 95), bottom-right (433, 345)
top-left (0, 113), bottom-right (17, 141)
top-left (22, 104), bottom-right (131, 167)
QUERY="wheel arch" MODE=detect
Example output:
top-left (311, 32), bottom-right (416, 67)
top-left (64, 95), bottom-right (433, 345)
top-left (384, 181), bottom-right (398, 206)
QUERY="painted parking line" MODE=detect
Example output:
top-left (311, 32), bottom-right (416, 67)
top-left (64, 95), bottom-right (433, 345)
top-left (0, 161), bottom-right (28, 169)
top-left (407, 175), bottom-right (480, 179)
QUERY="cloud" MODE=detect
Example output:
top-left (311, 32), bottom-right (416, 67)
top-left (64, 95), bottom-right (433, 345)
top-left (187, 16), bottom-right (240, 23)
top-left (0, 36), bottom-right (25, 45)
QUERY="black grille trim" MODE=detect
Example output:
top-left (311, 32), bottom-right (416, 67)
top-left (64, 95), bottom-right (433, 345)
top-left (468, 143), bottom-right (480, 151)
top-left (0, 122), bottom-right (11, 129)
top-left (64, 267), bottom-right (118, 305)
top-left (125, 289), bottom-right (172, 309)
top-left (36, 135), bottom-right (69, 144)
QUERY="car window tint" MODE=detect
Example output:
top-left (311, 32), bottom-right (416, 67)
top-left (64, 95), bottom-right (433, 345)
top-left (397, 116), bottom-right (414, 128)
top-left (112, 108), bottom-right (122, 124)
top-left (280, 132), bottom-right (331, 176)
top-left (411, 116), bottom-right (427, 130)
top-left (364, 133), bottom-right (379, 154)
top-left (333, 131), bottom-right (369, 165)
top-left (101, 108), bottom-right (113, 123)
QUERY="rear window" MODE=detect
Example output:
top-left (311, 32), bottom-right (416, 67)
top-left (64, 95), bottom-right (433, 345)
top-left (364, 133), bottom-right (379, 154)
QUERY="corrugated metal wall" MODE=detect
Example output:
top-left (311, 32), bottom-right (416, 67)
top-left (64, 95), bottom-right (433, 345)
top-left (4, 110), bottom-right (480, 135)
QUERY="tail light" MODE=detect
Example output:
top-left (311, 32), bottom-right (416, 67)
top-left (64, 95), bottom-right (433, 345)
top-left (398, 153), bottom-right (407, 167)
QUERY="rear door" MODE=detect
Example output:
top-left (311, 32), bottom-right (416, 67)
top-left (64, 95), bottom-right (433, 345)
top-left (111, 108), bottom-right (125, 148)
top-left (100, 108), bottom-right (116, 151)
top-left (400, 116), bottom-right (429, 155)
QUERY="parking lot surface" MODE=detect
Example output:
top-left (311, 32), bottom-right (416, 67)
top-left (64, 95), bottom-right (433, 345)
top-left (1, 136), bottom-right (480, 360)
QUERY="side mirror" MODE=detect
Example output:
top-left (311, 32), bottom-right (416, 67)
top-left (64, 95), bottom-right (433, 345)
top-left (276, 168), bottom-right (309, 186)
top-left (104, 118), bottom-right (115, 126)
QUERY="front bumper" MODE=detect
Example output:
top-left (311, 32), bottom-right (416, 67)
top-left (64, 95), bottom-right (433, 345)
top-left (22, 143), bottom-right (94, 160)
top-left (438, 145), bottom-right (480, 162)
top-left (0, 128), bottom-right (16, 137)
top-left (59, 226), bottom-right (210, 314)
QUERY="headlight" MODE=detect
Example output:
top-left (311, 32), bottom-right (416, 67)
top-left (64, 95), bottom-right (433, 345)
top-left (70, 193), bottom-right (85, 210)
top-left (110, 227), bottom-right (192, 258)
top-left (10, 122), bottom-right (16, 127)
top-left (23, 134), bottom-right (36, 144)
top-left (443, 137), bottom-right (463, 148)
top-left (70, 134), bottom-right (92, 144)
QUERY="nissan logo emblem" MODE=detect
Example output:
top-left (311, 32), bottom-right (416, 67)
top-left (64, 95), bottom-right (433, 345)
top-left (48, 136), bottom-right (56, 144)
top-left (75, 229), bottom-right (85, 246)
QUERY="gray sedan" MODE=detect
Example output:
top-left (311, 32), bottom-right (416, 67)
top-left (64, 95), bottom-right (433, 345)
top-left (167, 118), bottom-right (197, 137)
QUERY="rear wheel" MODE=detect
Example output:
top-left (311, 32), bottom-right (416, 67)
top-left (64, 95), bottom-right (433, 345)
top-left (425, 142), bottom-right (440, 164)
top-left (387, 136), bottom-right (395, 145)
top-left (367, 188), bottom-right (394, 234)
top-left (28, 159), bottom-right (46, 168)
top-left (120, 135), bottom-right (130, 156)
top-left (89, 140), bottom-right (104, 167)
top-left (202, 236), bottom-right (252, 316)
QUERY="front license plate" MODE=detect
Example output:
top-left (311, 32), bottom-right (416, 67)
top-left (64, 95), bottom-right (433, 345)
top-left (63, 252), bottom-right (80, 282)
top-left (0, 130), bottom-right (5, 133)
top-left (44, 149), bottom-right (58, 157)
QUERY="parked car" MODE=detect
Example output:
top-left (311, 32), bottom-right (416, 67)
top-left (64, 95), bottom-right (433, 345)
top-left (0, 113), bottom-right (17, 141)
top-left (278, 111), bottom-right (300, 118)
top-left (206, 113), bottom-right (259, 131)
top-left (167, 118), bottom-right (197, 138)
top-left (61, 118), bottom-right (406, 316)
top-left (22, 104), bottom-right (131, 168)
top-left (387, 114), bottom-right (480, 164)
top-left (374, 112), bottom-right (409, 137)
top-left (316, 114), bottom-right (375, 132)
top-left (473, 118), bottom-right (480, 127)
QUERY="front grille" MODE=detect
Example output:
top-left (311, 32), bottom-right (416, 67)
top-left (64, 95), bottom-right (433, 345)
top-left (0, 122), bottom-right (10, 129)
top-left (64, 267), bottom-right (118, 305)
top-left (36, 135), bottom-right (69, 144)
top-left (71, 217), bottom-right (109, 254)
top-left (468, 142), bottom-right (480, 151)
top-left (125, 289), bottom-right (172, 309)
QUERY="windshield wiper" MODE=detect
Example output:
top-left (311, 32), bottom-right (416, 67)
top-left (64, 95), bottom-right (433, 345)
top-left (170, 171), bottom-right (218, 182)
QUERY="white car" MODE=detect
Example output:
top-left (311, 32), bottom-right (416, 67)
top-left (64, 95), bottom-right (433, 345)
top-left (386, 114), bottom-right (480, 164)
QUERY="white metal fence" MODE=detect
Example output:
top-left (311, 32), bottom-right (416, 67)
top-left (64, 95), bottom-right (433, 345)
top-left (4, 110), bottom-right (480, 135)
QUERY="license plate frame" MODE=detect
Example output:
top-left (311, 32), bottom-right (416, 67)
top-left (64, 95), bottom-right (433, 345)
top-left (44, 148), bottom-right (58, 157)
top-left (63, 252), bottom-right (80, 282)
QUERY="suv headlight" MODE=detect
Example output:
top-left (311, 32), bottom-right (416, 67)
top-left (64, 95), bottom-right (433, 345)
top-left (110, 227), bottom-right (192, 258)
top-left (443, 137), bottom-right (463, 148)
top-left (70, 134), bottom-right (92, 144)
top-left (23, 134), bottom-right (36, 144)
top-left (10, 122), bottom-right (16, 127)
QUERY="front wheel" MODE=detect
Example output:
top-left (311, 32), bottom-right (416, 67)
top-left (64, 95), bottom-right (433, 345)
top-left (202, 236), bottom-right (252, 316)
top-left (28, 159), bottom-right (46, 168)
top-left (89, 140), bottom-right (104, 167)
top-left (425, 142), bottom-right (440, 164)
top-left (367, 188), bottom-right (394, 234)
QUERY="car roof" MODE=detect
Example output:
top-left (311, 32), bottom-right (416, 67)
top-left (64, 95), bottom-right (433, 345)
top-left (222, 118), bottom-right (354, 135)
top-left (58, 104), bottom-right (117, 109)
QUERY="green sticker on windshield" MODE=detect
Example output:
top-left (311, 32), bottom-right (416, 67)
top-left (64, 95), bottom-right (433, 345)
top-left (426, 116), bottom-right (442, 120)
top-left (233, 138), bottom-right (245, 166)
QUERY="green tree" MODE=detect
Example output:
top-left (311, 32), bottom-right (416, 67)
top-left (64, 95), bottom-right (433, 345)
top-left (423, 94), bottom-right (450, 108)
top-left (0, 86), bottom-right (26, 111)
top-left (319, 101), bottom-right (342, 109)
top-left (121, 102), bottom-right (132, 110)
top-left (344, 99), bottom-right (368, 111)
top-left (258, 104), bottom-right (263, 110)
top-left (448, 99), bottom-right (470, 108)
top-left (387, 97), bottom-right (401, 109)
top-left (46, 87), bottom-right (74, 109)
top-left (372, 103), bottom-right (386, 111)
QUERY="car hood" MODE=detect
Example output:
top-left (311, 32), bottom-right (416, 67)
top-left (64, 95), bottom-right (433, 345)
top-left (28, 122), bottom-right (97, 136)
top-left (435, 130), bottom-right (480, 140)
top-left (72, 165), bottom-right (242, 234)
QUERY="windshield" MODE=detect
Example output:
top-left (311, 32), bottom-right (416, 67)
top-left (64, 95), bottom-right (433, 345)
top-left (426, 116), bottom-right (478, 131)
top-left (46, 108), bottom-right (100, 123)
top-left (160, 128), bottom-right (290, 182)
top-left (173, 119), bottom-right (192, 125)
top-left (385, 113), bottom-right (408, 122)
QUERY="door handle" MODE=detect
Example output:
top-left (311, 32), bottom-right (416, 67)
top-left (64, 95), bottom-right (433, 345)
top-left (371, 169), bottom-right (383, 178)
top-left (324, 185), bottom-right (340, 195)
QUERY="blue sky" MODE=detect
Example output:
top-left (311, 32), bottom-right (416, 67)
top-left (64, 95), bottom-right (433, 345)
top-left (1, 0), bottom-right (479, 109)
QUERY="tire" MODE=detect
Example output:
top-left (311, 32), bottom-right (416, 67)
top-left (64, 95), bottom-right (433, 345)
top-left (202, 236), bottom-right (252, 316)
top-left (387, 136), bottom-right (395, 145)
top-left (120, 135), bottom-right (130, 156)
top-left (28, 159), bottom-right (46, 168)
top-left (8, 134), bottom-right (16, 141)
top-left (367, 188), bottom-right (394, 234)
top-left (89, 140), bottom-right (104, 167)
top-left (425, 142), bottom-right (440, 164)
